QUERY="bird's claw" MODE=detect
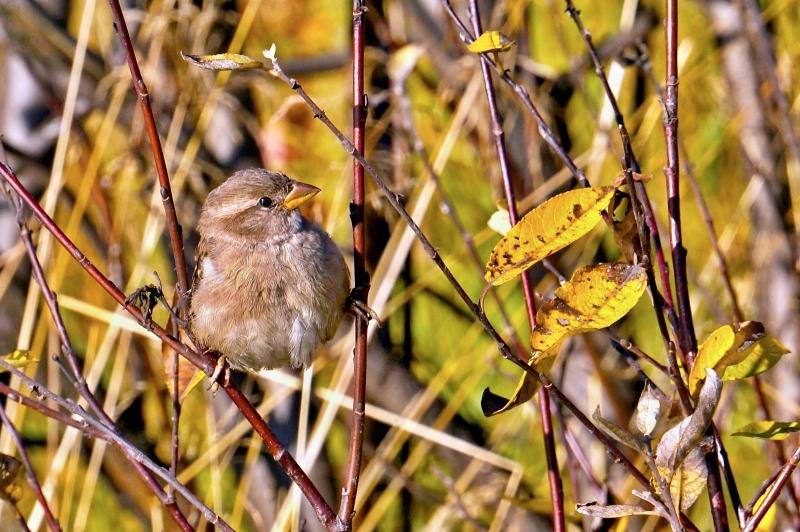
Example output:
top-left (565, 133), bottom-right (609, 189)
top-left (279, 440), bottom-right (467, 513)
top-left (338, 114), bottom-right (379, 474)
top-left (207, 355), bottom-right (231, 394)
top-left (346, 295), bottom-right (382, 327)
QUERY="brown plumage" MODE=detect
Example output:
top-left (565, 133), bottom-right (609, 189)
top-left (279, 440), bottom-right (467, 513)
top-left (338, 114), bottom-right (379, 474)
top-left (188, 168), bottom-right (350, 371)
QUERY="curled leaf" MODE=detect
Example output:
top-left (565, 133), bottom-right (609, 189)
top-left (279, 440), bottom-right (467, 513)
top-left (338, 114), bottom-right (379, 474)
top-left (656, 369), bottom-right (721, 474)
top-left (635, 385), bottom-right (663, 436)
top-left (592, 406), bottom-right (643, 452)
top-left (181, 51), bottom-right (263, 71)
top-left (721, 336), bottom-right (789, 381)
top-left (481, 357), bottom-right (553, 416)
top-left (732, 420), bottom-right (800, 440)
top-left (467, 31), bottom-right (515, 54)
top-left (576, 502), bottom-right (662, 518)
top-left (530, 263), bottom-right (647, 360)
top-left (485, 187), bottom-right (614, 285)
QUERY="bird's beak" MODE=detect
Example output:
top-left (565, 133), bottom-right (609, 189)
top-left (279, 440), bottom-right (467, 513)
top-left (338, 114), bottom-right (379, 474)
top-left (282, 181), bottom-right (321, 210)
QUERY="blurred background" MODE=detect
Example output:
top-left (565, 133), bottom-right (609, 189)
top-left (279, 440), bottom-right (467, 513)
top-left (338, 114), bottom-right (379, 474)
top-left (0, 0), bottom-right (798, 530)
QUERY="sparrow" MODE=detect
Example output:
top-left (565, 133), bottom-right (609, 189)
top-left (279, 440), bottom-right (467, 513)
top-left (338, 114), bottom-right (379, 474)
top-left (188, 168), bottom-right (353, 377)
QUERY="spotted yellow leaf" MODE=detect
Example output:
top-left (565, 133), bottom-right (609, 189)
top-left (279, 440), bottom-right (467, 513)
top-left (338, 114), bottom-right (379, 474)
top-left (530, 263), bottom-right (646, 360)
top-left (485, 187), bottom-right (614, 285)
top-left (467, 31), bottom-right (515, 54)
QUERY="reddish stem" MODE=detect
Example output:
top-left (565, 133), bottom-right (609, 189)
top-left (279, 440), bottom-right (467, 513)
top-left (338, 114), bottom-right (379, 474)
top-left (338, 1), bottom-right (369, 529)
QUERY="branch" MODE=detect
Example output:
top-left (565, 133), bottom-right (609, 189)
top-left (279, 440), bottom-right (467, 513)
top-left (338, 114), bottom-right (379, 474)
top-left (0, 405), bottom-right (61, 531)
top-left (0, 363), bottom-right (232, 531)
top-left (663, 1), bottom-right (727, 529)
top-left (105, 0), bottom-right (189, 488)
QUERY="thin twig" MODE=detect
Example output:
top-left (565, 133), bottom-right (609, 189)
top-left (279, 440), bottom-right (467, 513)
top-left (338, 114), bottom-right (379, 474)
top-left (439, 0), bottom-right (590, 188)
top-left (0, 162), bottom-right (339, 531)
top-left (338, 1), bottom-right (368, 529)
top-left (0, 364), bottom-right (233, 531)
top-left (105, 0), bottom-right (189, 492)
top-left (4, 183), bottom-right (192, 528)
top-left (0, 405), bottom-right (61, 531)
top-left (466, 1), bottom-right (564, 528)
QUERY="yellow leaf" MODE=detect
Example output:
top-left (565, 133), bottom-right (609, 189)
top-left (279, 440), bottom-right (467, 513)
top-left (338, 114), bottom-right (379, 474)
top-left (721, 336), bottom-right (789, 381)
top-left (0, 349), bottom-right (37, 371)
top-left (732, 420), bottom-right (800, 440)
top-left (530, 263), bottom-right (646, 359)
top-left (181, 52), bottom-right (263, 71)
top-left (467, 31), bottom-right (515, 54)
top-left (485, 187), bottom-right (614, 285)
top-left (689, 322), bottom-right (788, 395)
top-left (658, 447), bottom-right (707, 511)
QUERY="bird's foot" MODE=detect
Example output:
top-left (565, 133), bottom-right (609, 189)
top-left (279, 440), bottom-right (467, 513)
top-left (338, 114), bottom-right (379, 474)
top-left (207, 355), bottom-right (231, 394)
top-left (346, 293), bottom-right (382, 327)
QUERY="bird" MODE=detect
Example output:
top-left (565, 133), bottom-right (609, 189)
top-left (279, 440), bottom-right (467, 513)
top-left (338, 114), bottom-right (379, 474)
top-left (187, 168), bottom-right (360, 380)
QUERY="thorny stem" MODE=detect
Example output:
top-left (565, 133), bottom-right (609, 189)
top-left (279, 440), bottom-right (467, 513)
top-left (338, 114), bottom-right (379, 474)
top-left (466, 1), bottom-right (564, 529)
top-left (263, 56), bottom-right (698, 531)
top-left (0, 405), bottom-right (61, 531)
top-left (338, 1), bottom-right (368, 529)
top-left (0, 162), bottom-right (339, 531)
top-left (663, 1), bottom-right (728, 529)
top-left (105, 0), bottom-right (187, 488)
top-left (0, 364), bottom-right (233, 531)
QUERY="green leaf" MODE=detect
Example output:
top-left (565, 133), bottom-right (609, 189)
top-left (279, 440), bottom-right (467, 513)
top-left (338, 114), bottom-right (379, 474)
top-left (721, 336), bottom-right (789, 381)
top-left (484, 187), bottom-right (614, 285)
top-left (689, 322), bottom-right (789, 395)
top-left (467, 31), bottom-right (515, 54)
top-left (733, 421), bottom-right (800, 440)
top-left (530, 263), bottom-right (647, 360)
top-left (181, 52), bottom-right (263, 71)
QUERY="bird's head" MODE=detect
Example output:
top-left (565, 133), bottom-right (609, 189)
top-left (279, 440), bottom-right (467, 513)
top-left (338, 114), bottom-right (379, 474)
top-left (197, 168), bottom-right (320, 242)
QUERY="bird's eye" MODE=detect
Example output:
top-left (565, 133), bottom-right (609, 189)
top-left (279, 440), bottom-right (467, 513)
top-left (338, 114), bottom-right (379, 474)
top-left (258, 196), bottom-right (274, 208)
